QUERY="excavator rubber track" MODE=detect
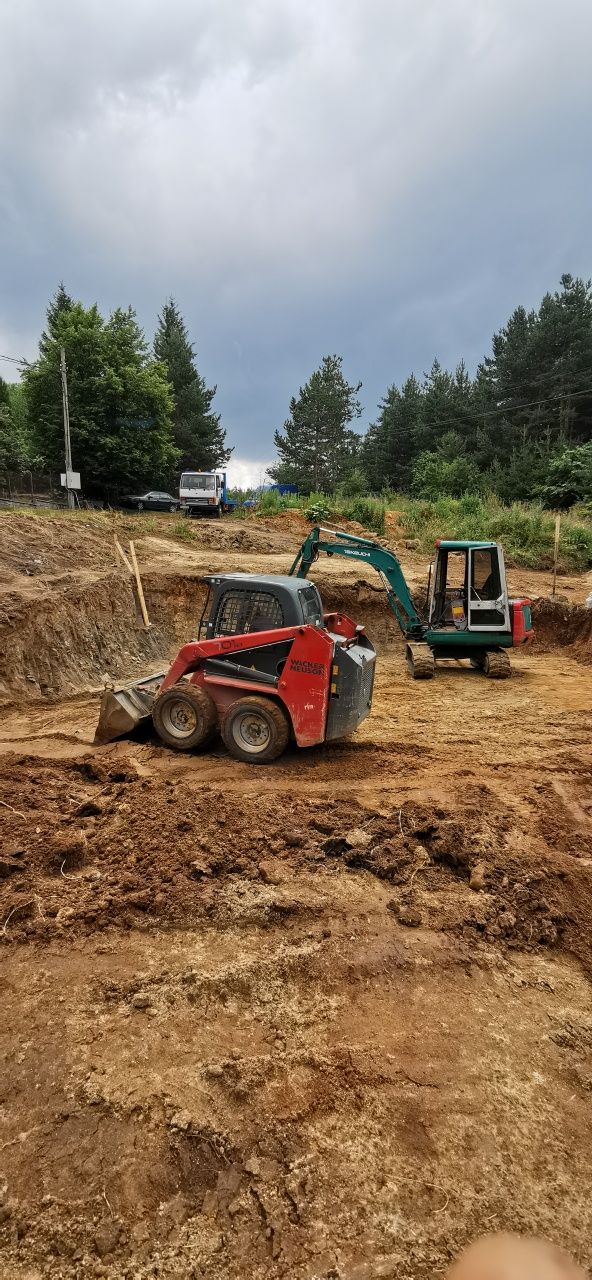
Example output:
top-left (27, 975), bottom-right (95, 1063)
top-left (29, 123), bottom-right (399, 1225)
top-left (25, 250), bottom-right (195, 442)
top-left (483, 649), bottom-right (512, 679)
top-left (405, 643), bottom-right (435, 680)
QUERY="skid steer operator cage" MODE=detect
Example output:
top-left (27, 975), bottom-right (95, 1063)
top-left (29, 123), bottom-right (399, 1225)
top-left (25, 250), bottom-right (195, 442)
top-left (199, 586), bottom-right (284, 638)
top-left (198, 575), bottom-right (325, 641)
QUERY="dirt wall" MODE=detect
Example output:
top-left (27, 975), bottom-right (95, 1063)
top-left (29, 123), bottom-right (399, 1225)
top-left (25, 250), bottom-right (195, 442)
top-left (0, 572), bottom-right (407, 709)
top-left (0, 575), bottom-right (168, 706)
top-left (531, 597), bottom-right (592, 662)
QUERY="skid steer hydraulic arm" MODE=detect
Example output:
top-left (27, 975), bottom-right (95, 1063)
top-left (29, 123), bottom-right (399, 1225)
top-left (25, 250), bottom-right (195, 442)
top-left (289, 525), bottom-right (425, 641)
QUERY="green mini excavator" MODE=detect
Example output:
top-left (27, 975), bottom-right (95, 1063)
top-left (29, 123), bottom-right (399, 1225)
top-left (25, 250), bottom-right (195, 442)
top-left (290, 525), bottom-right (533, 679)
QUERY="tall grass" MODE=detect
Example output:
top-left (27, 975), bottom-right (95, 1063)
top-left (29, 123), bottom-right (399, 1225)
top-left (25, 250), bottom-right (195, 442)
top-left (3, 489), bottom-right (590, 571)
top-left (392, 493), bottom-right (592, 572)
top-left (254, 488), bottom-right (388, 535)
top-left (170, 517), bottom-right (197, 541)
top-left (241, 487), bottom-right (592, 566)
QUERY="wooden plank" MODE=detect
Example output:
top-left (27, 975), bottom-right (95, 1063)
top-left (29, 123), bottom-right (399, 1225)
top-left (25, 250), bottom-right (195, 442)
top-left (552, 512), bottom-right (561, 597)
top-left (129, 540), bottom-right (151, 628)
top-left (114, 536), bottom-right (133, 574)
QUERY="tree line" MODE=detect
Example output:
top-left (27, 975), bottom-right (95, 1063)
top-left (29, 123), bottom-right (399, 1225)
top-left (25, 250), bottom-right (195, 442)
top-left (0, 287), bottom-right (231, 496)
top-left (271, 275), bottom-right (592, 508)
top-left (2, 274), bottom-right (592, 507)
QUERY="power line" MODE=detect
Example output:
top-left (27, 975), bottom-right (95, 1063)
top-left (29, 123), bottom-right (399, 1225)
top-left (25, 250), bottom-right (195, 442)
top-left (0, 352), bottom-right (31, 367)
top-left (384, 379), bottom-right (592, 438)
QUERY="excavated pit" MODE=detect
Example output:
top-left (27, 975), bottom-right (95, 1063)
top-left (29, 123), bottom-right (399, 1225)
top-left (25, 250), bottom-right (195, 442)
top-left (0, 515), bottom-right (591, 1279)
top-left (4, 561), bottom-right (590, 714)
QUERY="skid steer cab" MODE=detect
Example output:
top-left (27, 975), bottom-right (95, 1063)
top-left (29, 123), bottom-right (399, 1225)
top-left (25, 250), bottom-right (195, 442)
top-left (95, 574), bottom-right (376, 764)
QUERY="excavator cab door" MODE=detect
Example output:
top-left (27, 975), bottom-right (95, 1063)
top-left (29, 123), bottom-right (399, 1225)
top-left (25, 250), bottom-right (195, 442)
top-left (467, 545), bottom-right (510, 632)
top-left (428, 548), bottom-right (468, 629)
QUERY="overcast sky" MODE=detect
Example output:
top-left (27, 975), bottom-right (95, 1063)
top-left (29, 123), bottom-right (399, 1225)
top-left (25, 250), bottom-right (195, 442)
top-left (1, 0), bottom-right (591, 486)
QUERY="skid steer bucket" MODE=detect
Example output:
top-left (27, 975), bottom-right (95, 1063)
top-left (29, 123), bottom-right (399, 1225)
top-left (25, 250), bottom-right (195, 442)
top-left (94, 672), bottom-right (165, 744)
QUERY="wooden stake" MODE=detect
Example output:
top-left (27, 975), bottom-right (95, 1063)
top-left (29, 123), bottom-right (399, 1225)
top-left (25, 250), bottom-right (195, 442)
top-left (114, 536), bottom-right (133, 574)
top-left (552, 512), bottom-right (561, 597)
top-left (129, 540), bottom-right (151, 627)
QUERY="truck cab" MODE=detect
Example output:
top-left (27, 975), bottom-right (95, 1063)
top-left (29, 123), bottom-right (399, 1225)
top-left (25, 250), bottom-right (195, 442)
top-left (180, 470), bottom-right (231, 517)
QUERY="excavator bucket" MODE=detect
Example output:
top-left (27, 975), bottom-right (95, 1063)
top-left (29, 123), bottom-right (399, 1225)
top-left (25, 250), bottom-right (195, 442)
top-left (94, 672), bottom-right (165, 744)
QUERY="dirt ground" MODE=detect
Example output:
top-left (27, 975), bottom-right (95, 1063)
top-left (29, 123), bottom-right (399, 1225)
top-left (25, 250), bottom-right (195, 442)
top-left (0, 511), bottom-right (591, 1279)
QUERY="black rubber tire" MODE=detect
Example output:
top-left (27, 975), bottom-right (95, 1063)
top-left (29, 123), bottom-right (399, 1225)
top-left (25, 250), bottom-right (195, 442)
top-left (137, 502), bottom-right (144, 512)
top-left (169, 504), bottom-right (177, 513)
top-left (221, 696), bottom-right (289, 764)
top-left (152, 684), bottom-right (217, 751)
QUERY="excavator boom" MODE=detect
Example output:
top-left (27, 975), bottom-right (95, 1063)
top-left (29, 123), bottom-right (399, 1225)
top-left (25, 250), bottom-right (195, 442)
top-left (289, 525), bottom-right (425, 639)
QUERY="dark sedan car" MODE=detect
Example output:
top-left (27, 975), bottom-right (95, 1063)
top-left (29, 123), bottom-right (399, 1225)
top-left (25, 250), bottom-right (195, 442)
top-left (121, 491), bottom-right (180, 512)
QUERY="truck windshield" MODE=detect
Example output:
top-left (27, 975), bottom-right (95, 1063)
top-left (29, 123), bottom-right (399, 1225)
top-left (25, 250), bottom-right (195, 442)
top-left (181, 474), bottom-right (215, 490)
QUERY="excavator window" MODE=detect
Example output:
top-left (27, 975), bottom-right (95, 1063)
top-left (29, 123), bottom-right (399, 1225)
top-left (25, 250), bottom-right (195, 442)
top-left (471, 548), bottom-right (501, 600)
top-left (430, 550), bottom-right (468, 628)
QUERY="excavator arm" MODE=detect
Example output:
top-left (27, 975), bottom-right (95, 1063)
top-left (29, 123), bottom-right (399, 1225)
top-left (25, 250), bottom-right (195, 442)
top-left (289, 525), bottom-right (425, 641)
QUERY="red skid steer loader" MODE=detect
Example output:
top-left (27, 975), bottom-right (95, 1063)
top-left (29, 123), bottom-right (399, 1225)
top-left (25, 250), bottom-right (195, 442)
top-left (95, 573), bottom-right (376, 764)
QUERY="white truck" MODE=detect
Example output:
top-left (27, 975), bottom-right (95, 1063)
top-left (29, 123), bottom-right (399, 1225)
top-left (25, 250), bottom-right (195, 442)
top-left (179, 470), bottom-right (232, 518)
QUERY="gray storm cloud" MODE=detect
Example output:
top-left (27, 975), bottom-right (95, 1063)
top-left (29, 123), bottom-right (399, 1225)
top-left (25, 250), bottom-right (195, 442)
top-left (1, 0), bottom-right (592, 471)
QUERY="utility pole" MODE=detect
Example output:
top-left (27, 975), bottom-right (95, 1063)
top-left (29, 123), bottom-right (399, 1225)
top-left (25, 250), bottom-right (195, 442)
top-left (60, 347), bottom-right (75, 509)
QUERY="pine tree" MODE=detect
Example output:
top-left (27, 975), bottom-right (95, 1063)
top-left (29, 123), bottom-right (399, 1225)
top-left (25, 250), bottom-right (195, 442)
top-left (40, 283), bottom-right (74, 358)
top-left (25, 296), bottom-right (178, 494)
top-left (269, 355), bottom-right (362, 494)
top-left (154, 299), bottom-right (230, 472)
top-left (0, 377), bottom-right (28, 473)
top-left (362, 387), bottom-right (402, 492)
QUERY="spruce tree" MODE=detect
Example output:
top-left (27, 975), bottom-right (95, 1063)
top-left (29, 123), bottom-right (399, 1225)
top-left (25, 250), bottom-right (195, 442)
top-left (154, 299), bottom-right (230, 472)
top-left (270, 355), bottom-right (362, 494)
top-left (40, 283), bottom-right (74, 357)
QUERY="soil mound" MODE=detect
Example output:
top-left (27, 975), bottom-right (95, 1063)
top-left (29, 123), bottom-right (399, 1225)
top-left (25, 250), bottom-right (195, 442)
top-left (532, 597), bottom-right (592, 661)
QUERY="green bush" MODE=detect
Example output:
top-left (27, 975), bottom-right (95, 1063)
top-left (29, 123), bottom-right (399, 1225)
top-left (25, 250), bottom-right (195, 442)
top-left (259, 490), bottom-right (289, 514)
top-left (341, 496), bottom-right (386, 535)
top-left (540, 442), bottom-right (592, 509)
top-left (303, 494), bottom-right (386, 535)
top-left (305, 501), bottom-right (331, 523)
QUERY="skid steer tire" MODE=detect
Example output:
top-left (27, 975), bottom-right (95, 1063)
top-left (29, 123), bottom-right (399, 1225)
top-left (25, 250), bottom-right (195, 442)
top-left (483, 650), bottom-right (511, 679)
top-left (222, 696), bottom-right (290, 765)
top-left (152, 684), bottom-right (217, 751)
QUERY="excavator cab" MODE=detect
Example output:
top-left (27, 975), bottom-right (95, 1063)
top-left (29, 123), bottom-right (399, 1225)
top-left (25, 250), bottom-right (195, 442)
top-left (427, 541), bottom-right (510, 634)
